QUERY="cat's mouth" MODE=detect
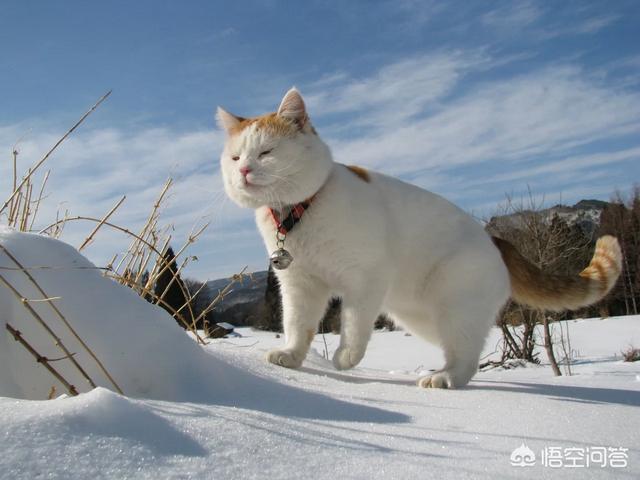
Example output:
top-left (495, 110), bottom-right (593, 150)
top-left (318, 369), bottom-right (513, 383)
top-left (239, 179), bottom-right (261, 190)
top-left (237, 176), bottom-right (274, 190)
top-left (244, 177), bottom-right (265, 188)
top-left (225, 173), bottom-right (283, 208)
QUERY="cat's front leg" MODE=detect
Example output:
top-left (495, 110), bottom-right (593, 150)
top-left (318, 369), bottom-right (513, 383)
top-left (333, 285), bottom-right (385, 370)
top-left (266, 273), bottom-right (329, 369)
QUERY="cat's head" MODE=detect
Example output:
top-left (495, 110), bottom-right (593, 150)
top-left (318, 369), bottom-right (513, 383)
top-left (217, 88), bottom-right (333, 210)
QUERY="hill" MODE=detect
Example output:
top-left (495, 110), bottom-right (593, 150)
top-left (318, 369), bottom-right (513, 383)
top-left (487, 198), bottom-right (607, 236)
top-left (205, 270), bottom-right (269, 326)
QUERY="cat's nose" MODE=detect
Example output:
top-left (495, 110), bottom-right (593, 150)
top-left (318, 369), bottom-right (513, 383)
top-left (240, 166), bottom-right (252, 178)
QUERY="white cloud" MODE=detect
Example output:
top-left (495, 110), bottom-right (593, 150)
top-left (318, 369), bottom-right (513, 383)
top-left (568, 14), bottom-right (620, 35)
top-left (312, 63), bottom-right (640, 180)
top-left (476, 2), bottom-right (619, 41)
top-left (537, 13), bottom-right (620, 40)
top-left (481, 1), bottom-right (543, 30)
top-left (460, 147), bottom-right (640, 189)
top-left (305, 51), bottom-right (490, 130)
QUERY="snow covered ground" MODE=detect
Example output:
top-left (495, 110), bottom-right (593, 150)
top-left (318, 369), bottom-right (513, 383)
top-left (1, 229), bottom-right (639, 479)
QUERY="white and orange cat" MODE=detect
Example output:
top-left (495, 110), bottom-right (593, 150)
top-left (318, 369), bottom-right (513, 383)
top-left (218, 88), bottom-right (622, 388)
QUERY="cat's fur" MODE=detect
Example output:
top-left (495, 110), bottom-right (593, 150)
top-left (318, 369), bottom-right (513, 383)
top-left (217, 88), bottom-right (622, 388)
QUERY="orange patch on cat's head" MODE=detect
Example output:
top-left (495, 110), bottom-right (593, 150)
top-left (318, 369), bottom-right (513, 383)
top-left (229, 112), bottom-right (300, 138)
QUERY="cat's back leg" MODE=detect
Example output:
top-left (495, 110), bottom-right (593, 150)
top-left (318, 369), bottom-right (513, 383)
top-left (404, 244), bottom-right (510, 388)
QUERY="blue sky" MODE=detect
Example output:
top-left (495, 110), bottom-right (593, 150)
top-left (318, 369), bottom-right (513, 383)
top-left (1, 1), bottom-right (639, 280)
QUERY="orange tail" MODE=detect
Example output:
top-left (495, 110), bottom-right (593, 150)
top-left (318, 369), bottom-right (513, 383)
top-left (492, 235), bottom-right (622, 311)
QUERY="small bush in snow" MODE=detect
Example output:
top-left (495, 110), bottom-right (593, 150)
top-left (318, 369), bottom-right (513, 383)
top-left (621, 345), bottom-right (640, 362)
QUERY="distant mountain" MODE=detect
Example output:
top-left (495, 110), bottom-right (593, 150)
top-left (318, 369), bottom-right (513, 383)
top-left (206, 270), bottom-right (268, 311)
top-left (488, 198), bottom-right (608, 237)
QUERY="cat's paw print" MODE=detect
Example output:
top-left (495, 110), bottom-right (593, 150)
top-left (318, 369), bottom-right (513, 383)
top-left (332, 346), bottom-right (364, 370)
top-left (265, 348), bottom-right (303, 369)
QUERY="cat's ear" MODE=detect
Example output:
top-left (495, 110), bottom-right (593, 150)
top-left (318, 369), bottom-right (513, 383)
top-left (277, 87), bottom-right (307, 128)
top-left (216, 107), bottom-right (244, 133)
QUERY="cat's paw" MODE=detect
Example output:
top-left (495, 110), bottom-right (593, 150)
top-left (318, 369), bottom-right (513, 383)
top-left (417, 371), bottom-right (455, 389)
top-left (332, 346), bottom-right (364, 370)
top-left (266, 348), bottom-right (304, 369)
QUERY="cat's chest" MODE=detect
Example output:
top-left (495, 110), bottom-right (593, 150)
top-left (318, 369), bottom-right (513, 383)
top-left (256, 204), bottom-right (356, 277)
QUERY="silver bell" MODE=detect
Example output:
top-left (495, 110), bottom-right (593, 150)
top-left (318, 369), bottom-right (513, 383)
top-left (270, 248), bottom-right (293, 270)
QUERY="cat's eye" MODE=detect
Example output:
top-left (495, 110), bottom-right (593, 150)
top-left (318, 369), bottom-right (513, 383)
top-left (258, 149), bottom-right (272, 157)
top-left (231, 155), bottom-right (240, 161)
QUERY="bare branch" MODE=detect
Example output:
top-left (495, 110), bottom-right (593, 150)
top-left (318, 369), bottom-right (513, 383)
top-left (5, 324), bottom-right (79, 397)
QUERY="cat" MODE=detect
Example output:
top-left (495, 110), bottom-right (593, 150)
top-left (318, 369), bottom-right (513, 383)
top-left (217, 88), bottom-right (622, 388)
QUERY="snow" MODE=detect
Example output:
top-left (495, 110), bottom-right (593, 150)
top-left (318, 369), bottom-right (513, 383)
top-left (1, 228), bottom-right (639, 479)
top-left (0, 226), bottom-right (253, 403)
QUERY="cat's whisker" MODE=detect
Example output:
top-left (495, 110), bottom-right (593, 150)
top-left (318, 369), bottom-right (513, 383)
top-left (259, 173), bottom-right (295, 208)
top-left (265, 186), bottom-right (284, 214)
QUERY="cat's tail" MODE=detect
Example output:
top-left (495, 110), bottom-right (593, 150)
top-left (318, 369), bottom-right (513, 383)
top-left (491, 235), bottom-right (622, 311)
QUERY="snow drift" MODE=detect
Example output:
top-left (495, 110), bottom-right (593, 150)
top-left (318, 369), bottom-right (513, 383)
top-left (0, 226), bottom-right (236, 400)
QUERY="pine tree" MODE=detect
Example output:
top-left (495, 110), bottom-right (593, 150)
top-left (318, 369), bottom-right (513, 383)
top-left (255, 264), bottom-right (283, 331)
top-left (154, 247), bottom-right (192, 328)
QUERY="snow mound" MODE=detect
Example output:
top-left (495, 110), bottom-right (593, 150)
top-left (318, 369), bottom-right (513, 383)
top-left (0, 227), bottom-right (234, 400)
top-left (0, 387), bottom-right (207, 478)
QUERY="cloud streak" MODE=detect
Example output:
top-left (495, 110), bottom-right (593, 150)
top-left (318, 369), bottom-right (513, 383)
top-left (309, 61), bottom-right (640, 188)
top-left (305, 51), bottom-right (489, 128)
top-left (481, 1), bottom-right (543, 30)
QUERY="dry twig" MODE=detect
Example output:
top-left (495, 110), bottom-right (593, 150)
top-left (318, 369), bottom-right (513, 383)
top-left (78, 195), bottom-right (126, 251)
top-left (0, 244), bottom-right (123, 394)
top-left (5, 323), bottom-right (79, 396)
top-left (0, 272), bottom-right (97, 389)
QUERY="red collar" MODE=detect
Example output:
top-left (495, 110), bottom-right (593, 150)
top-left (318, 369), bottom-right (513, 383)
top-left (269, 195), bottom-right (316, 235)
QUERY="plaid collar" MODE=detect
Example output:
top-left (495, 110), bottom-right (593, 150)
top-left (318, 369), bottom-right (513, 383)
top-left (268, 195), bottom-right (316, 235)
